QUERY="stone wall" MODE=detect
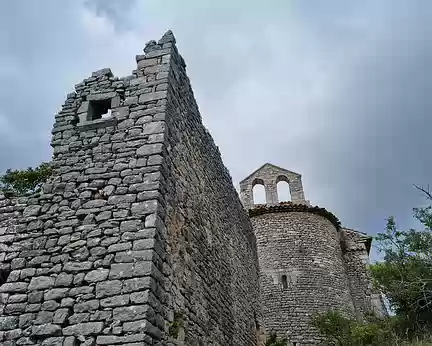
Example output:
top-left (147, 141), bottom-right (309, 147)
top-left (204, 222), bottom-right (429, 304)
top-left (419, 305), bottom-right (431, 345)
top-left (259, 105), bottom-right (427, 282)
top-left (0, 39), bottom-right (170, 344)
top-left (240, 163), bottom-right (308, 209)
top-left (0, 193), bottom-right (27, 337)
top-left (160, 32), bottom-right (262, 345)
top-left (340, 228), bottom-right (373, 319)
top-left (250, 209), bottom-right (355, 345)
top-left (0, 31), bottom-right (262, 346)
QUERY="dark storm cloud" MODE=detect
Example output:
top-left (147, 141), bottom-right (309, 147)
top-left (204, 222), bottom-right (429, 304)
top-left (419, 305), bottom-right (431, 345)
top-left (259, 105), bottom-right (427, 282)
top-left (0, 0), bottom-right (431, 248)
top-left (0, 0), bottom-right (140, 170)
top-left (84, 0), bottom-right (136, 32)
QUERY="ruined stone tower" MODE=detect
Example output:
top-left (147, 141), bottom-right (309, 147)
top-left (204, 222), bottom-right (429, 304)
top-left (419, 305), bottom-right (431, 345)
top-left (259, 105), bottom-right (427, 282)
top-left (240, 163), bottom-right (382, 345)
top-left (0, 31), bottom-right (262, 346)
top-left (0, 30), bottom-right (385, 346)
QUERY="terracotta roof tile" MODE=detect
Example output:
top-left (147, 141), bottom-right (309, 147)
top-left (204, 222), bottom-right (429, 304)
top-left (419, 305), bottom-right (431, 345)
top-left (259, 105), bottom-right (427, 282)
top-left (249, 202), bottom-right (341, 230)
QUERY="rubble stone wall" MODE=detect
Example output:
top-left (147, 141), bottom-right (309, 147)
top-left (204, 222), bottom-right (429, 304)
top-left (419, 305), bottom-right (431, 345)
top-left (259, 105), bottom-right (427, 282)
top-left (250, 211), bottom-right (355, 345)
top-left (0, 31), bottom-right (262, 346)
top-left (0, 36), bottom-right (171, 344)
top-left (160, 32), bottom-right (262, 346)
top-left (340, 228), bottom-right (373, 319)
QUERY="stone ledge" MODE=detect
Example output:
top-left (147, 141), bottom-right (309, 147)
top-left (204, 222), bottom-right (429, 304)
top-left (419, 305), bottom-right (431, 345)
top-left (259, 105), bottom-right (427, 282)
top-left (249, 201), bottom-right (341, 229)
top-left (77, 117), bottom-right (117, 131)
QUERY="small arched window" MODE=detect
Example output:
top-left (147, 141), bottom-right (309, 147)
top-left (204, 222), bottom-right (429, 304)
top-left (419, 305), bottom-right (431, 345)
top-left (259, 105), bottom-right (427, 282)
top-left (252, 178), bottom-right (266, 205)
top-left (281, 275), bottom-right (288, 289)
top-left (276, 175), bottom-right (291, 202)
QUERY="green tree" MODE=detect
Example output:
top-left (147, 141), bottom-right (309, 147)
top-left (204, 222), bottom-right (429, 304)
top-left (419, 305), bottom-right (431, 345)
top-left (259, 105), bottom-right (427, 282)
top-left (0, 162), bottom-right (52, 196)
top-left (370, 185), bottom-right (432, 337)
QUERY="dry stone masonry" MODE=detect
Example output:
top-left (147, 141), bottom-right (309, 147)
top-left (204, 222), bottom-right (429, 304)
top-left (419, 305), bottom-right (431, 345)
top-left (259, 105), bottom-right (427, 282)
top-left (240, 163), bottom-right (386, 345)
top-left (0, 31), bottom-right (384, 345)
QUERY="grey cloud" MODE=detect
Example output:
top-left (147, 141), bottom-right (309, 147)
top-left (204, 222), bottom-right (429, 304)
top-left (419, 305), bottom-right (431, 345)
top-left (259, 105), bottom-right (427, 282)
top-left (1, 0), bottom-right (431, 247)
top-left (84, 0), bottom-right (136, 32)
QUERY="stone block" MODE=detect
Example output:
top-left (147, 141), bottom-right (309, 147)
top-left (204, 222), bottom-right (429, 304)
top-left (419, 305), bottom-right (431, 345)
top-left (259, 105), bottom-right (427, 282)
top-left (119, 220), bottom-right (142, 232)
top-left (78, 101), bottom-right (89, 114)
top-left (100, 294), bottom-right (130, 308)
top-left (23, 205), bottom-right (42, 217)
top-left (55, 272), bottom-right (73, 287)
top-left (35, 311), bottom-right (54, 325)
top-left (136, 143), bottom-right (163, 157)
top-left (74, 300), bottom-right (99, 313)
top-left (112, 305), bottom-right (150, 322)
top-left (95, 280), bottom-right (122, 298)
top-left (62, 322), bottom-right (104, 336)
top-left (92, 68), bottom-right (113, 77)
top-left (63, 262), bottom-right (93, 272)
top-left (44, 288), bottom-right (69, 301)
top-left (68, 313), bottom-right (90, 325)
top-left (131, 200), bottom-right (158, 216)
top-left (31, 324), bottom-right (61, 336)
top-left (107, 243), bottom-right (132, 253)
top-left (19, 314), bottom-right (35, 329)
top-left (53, 309), bottom-right (70, 324)
top-left (107, 194), bottom-right (137, 205)
top-left (138, 91), bottom-right (167, 104)
top-left (28, 276), bottom-right (54, 291)
top-left (84, 269), bottom-right (109, 283)
top-left (87, 92), bottom-right (116, 101)
top-left (0, 317), bottom-right (18, 331)
top-left (114, 250), bottom-right (153, 263)
top-left (142, 121), bottom-right (165, 135)
top-left (133, 239), bottom-right (155, 251)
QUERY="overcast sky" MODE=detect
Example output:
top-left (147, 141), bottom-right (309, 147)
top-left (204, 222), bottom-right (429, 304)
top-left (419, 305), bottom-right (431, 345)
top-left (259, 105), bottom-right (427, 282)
top-left (1, 0), bottom-right (431, 253)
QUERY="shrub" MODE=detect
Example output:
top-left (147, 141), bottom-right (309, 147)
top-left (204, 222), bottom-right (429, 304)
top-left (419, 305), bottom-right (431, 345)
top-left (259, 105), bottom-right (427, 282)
top-left (311, 310), bottom-right (400, 346)
top-left (265, 332), bottom-right (288, 346)
top-left (0, 162), bottom-right (52, 196)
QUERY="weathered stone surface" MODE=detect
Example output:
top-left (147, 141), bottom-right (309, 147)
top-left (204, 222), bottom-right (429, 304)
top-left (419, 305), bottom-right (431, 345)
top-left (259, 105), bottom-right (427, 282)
top-left (55, 273), bottom-right (73, 287)
top-left (84, 269), bottom-right (109, 283)
top-left (0, 30), bottom-right (380, 346)
top-left (44, 288), bottom-right (69, 301)
top-left (112, 305), bottom-right (150, 322)
top-left (136, 144), bottom-right (163, 157)
top-left (0, 282), bottom-right (28, 293)
top-left (96, 280), bottom-right (122, 298)
top-left (138, 91), bottom-right (167, 104)
top-left (28, 276), bottom-right (54, 291)
top-left (53, 308), bottom-right (70, 324)
top-left (0, 317), bottom-right (18, 331)
top-left (62, 322), bottom-right (103, 336)
top-left (87, 92), bottom-right (116, 101)
top-left (35, 311), bottom-right (54, 325)
top-left (100, 294), bottom-right (129, 308)
top-left (74, 300), bottom-right (99, 313)
top-left (63, 262), bottom-right (93, 272)
top-left (131, 200), bottom-right (158, 216)
top-left (31, 324), bottom-right (61, 336)
top-left (19, 314), bottom-right (35, 329)
top-left (23, 205), bottom-right (42, 217)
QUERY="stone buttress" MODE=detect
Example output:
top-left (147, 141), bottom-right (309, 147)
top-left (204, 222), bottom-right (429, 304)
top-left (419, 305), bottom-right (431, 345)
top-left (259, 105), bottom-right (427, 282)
top-left (0, 31), bottom-right (262, 346)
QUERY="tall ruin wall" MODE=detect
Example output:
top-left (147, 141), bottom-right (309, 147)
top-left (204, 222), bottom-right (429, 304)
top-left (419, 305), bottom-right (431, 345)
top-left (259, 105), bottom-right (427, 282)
top-left (0, 31), bottom-right (261, 346)
top-left (161, 35), bottom-right (262, 345)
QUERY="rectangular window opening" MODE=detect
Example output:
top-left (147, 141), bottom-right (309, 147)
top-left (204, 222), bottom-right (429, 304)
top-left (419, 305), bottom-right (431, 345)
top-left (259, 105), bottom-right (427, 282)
top-left (0, 269), bottom-right (11, 286)
top-left (281, 274), bottom-right (288, 289)
top-left (88, 99), bottom-right (112, 121)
